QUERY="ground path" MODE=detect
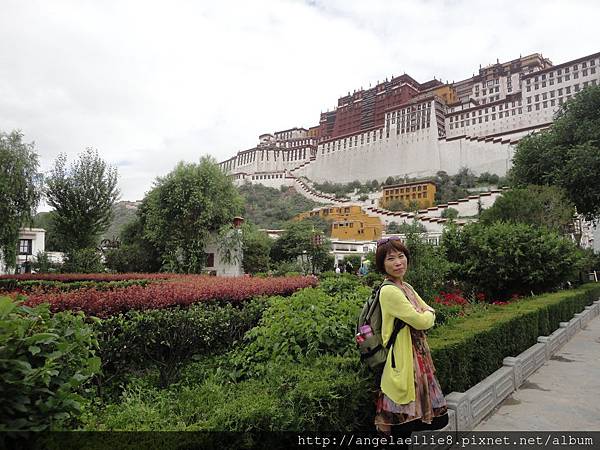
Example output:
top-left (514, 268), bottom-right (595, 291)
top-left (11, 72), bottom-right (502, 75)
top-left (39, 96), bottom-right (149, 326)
top-left (473, 315), bottom-right (600, 431)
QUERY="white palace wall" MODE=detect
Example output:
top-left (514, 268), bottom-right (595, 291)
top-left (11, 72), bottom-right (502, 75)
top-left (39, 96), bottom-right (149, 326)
top-left (295, 102), bottom-right (517, 185)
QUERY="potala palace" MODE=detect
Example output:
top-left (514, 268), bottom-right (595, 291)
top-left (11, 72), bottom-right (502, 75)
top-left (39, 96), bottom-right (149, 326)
top-left (217, 51), bottom-right (600, 257)
top-left (219, 51), bottom-right (600, 189)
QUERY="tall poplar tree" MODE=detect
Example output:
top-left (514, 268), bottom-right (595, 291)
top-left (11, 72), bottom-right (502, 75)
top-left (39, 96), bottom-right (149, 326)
top-left (0, 131), bottom-right (42, 270)
top-left (45, 148), bottom-right (120, 251)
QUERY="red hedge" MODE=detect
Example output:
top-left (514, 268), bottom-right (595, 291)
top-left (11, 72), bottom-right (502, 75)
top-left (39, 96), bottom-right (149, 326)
top-left (0, 273), bottom-right (175, 282)
top-left (22, 275), bottom-right (318, 317)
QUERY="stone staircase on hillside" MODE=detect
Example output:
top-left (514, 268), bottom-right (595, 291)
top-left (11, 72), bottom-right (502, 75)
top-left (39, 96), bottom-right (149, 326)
top-left (289, 156), bottom-right (316, 175)
top-left (287, 172), bottom-right (348, 205)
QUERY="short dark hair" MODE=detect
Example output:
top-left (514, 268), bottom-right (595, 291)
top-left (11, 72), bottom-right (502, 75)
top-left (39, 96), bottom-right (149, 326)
top-left (375, 239), bottom-right (411, 274)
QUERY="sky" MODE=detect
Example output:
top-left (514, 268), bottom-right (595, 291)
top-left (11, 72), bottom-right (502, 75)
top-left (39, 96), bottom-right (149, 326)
top-left (1, 0), bottom-right (599, 209)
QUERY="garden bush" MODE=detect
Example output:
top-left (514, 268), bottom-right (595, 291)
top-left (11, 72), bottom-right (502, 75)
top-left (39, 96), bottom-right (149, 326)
top-left (0, 297), bottom-right (100, 431)
top-left (81, 283), bottom-right (600, 433)
top-left (227, 285), bottom-right (369, 378)
top-left (94, 297), bottom-right (270, 390)
top-left (428, 283), bottom-right (600, 393)
top-left (61, 248), bottom-right (105, 274)
top-left (441, 221), bottom-right (586, 298)
top-left (83, 355), bottom-right (370, 434)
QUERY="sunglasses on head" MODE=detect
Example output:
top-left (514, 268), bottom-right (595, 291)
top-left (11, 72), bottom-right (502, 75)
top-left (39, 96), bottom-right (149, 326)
top-left (376, 236), bottom-right (402, 247)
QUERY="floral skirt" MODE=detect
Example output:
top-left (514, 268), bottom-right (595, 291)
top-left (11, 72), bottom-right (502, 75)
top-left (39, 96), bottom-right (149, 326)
top-left (374, 330), bottom-right (448, 433)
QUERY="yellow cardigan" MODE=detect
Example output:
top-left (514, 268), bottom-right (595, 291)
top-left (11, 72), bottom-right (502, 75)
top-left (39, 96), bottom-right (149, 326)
top-left (379, 282), bottom-right (435, 405)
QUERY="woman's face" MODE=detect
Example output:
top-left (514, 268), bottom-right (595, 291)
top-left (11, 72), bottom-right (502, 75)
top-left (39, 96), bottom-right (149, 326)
top-left (383, 248), bottom-right (408, 280)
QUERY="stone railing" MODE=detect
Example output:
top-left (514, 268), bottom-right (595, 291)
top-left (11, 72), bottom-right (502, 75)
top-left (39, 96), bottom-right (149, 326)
top-left (440, 299), bottom-right (600, 433)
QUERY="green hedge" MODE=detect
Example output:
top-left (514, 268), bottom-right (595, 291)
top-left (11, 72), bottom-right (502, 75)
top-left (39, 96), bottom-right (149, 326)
top-left (84, 283), bottom-right (600, 432)
top-left (428, 283), bottom-right (600, 393)
top-left (93, 297), bottom-right (270, 392)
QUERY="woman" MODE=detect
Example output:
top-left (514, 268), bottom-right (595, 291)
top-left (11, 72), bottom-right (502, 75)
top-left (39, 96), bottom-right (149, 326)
top-left (374, 236), bottom-right (448, 437)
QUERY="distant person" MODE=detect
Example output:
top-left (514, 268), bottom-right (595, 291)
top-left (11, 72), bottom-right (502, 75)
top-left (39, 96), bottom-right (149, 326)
top-left (373, 236), bottom-right (448, 439)
top-left (345, 261), bottom-right (353, 274)
top-left (335, 266), bottom-right (341, 275)
top-left (358, 263), bottom-right (368, 276)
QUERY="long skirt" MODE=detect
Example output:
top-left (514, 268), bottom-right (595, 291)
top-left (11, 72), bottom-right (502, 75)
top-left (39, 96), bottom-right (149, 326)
top-left (374, 328), bottom-right (448, 435)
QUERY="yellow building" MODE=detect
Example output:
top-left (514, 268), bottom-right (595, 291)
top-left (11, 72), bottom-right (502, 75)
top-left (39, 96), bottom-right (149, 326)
top-left (432, 85), bottom-right (459, 105)
top-left (295, 205), bottom-right (384, 241)
top-left (380, 181), bottom-right (436, 210)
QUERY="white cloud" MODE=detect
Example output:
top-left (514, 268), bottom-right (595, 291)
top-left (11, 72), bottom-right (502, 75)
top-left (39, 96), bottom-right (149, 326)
top-left (1, 0), bottom-right (598, 206)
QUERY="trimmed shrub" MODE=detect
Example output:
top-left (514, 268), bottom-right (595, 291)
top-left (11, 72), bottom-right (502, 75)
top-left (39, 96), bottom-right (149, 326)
top-left (428, 283), bottom-right (600, 393)
top-left (228, 285), bottom-right (369, 378)
top-left (0, 297), bottom-right (100, 431)
top-left (94, 297), bottom-right (270, 389)
top-left (442, 221), bottom-right (586, 298)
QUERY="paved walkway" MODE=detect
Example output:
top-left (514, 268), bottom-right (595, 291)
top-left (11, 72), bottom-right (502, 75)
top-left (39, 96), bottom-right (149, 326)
top-left (474, 315), bottom-right (600, 431)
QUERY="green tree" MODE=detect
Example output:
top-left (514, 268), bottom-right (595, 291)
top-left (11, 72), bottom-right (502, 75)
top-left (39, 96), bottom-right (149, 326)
top-left (441, 221), bottom-right (585, 298)
top-left (45, 148), bottom-right (120, 252)
top-left (62, 248), bottom-right (105, 273)
top-left (402, 223), bottom-right (451, 303)
top-left (454, 167), bottom-right (476, 188)
top-left (270, 220), bottom-right (332, 274)
top-left (385, 199), bottom-right (405, 211)
top-left (387, 221), bottom-right (400, 233)
top-left (479, 186), bottom-right (575, 232)
top-left (241, 223), bottom-right (272, 274)
top-left (510, 85), bottom-right (600, 219)
top-left (0, 131), bottom-right (42, 271)
top-left (142, 157), bottom-right (243, 273)
top-left (434, 170), bottom-right (470, 204)
top-left (103, 213), bottom-right (162, 273)
top-left (441, 207), bottom-right (459, 219)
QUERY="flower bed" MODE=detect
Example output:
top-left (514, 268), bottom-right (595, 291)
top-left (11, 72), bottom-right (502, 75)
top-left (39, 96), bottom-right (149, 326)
top-left (22, 275), bottom-right (319, 317)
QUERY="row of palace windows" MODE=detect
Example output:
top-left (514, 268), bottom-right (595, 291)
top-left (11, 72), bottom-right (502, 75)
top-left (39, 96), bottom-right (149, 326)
top-left (251, 174), bottom-right (284, 180)
top-left (450, 108), bottom-right (524, 128)
top-left (449, 100), bottom-right (524, 121)
top-left (387, 192), bottom-right (427, 201)
top-left (387, 103), bottom-right (431, 121)
top-left (385, 185), bottom-right (430, 194)
top-left (390, 111), bottom-right (431, 124)
top-left (525, 81), bottom-right (597, 104)
top-left (319, 129), bottom-right (385, 154)
top-left (238, 148), bottom-right (311, 165)
top-left (525, 67), bottom-right (597, 91)
top-left (525, 58), bottom-right (597, 84)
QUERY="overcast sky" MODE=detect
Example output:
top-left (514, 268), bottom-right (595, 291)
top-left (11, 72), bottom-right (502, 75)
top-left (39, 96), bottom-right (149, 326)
top-left (2, 0), bottom-right (599, 208)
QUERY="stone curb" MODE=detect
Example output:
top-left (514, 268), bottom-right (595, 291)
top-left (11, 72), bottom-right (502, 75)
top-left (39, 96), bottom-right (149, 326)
top-left (441, 298), bottom-right (600, 432)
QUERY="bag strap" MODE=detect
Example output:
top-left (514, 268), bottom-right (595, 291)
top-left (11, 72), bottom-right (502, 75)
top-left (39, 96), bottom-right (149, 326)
top-left (387, 318), bottom-right (406, 369)
top-left (365, 279), bottom-right (395, 322)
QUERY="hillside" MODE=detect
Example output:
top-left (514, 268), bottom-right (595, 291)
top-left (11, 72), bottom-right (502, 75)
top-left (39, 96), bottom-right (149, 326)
top-left (238, 183), bottom-right (317, 229)
top-left (101, 201), bottom-right (140, 241)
